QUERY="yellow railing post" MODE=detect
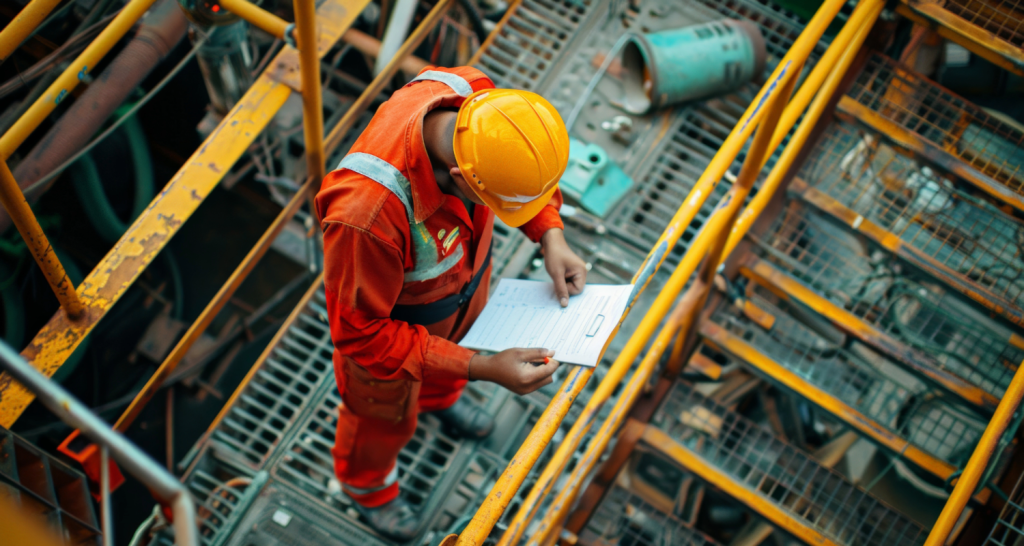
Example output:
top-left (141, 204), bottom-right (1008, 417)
top-left (0, 0), bottom-right (159, 159)
top-left (293, 0), bottom-right (325, 184)
top-left (0, 161), bottom-right (83, 319)
top-left (925, 365), bottom-right (1024, 545)
top-left (0, 0), bottom-right (63, 62)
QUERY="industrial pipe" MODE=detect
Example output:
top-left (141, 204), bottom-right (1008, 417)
top-left (0, 0), bottom-right (64, 63)
top-left (3, 0), bottom-right (187, 235)
top-left (325, 0), bottom-right (455, 155)
top-left (0, 0), bottom-right (161, 160)
top-left (0, 339), bottom-right (199, 546)
top-left (373, 0), bottom-right (418, 75)
top-left (341, 28), bottom-right (430, 75)
top-left (446, 0), bottom-right (851, 542)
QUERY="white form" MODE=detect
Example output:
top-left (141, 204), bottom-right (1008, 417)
top-left (459, 279), bottom-right (634, 367)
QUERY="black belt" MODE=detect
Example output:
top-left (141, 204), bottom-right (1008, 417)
top-left (390, 244), bottom-right (492, 326)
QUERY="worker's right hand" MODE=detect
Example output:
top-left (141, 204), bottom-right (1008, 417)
top-left (469, 348), bottom-right (559, 395)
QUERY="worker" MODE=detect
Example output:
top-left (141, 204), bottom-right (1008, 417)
top-left (315, 65), bottom-right (587, 540)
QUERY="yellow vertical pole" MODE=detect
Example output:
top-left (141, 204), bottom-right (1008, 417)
top-left (0, 0), bottom-right (63, 62)
top-left (293, 0), bottom-right (325, 185)
top-left (0, 0), bottom-right (159, 159)
top-left (0, 161), bottom-right (83, 319)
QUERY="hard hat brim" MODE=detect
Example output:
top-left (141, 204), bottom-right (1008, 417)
top-left (474, 183), bottom-right (560, 228)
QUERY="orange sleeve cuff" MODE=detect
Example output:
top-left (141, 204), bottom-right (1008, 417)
top-left (423, 336), bottom-right (474, 381)
top-left (519, 205), bottom-right (564, 243)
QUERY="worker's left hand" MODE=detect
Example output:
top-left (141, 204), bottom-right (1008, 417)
top-left (540, 228), bottom-right (587, 307)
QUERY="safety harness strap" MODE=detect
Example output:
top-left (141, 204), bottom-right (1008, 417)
top-left (390, 243), bottom-right (491, 326)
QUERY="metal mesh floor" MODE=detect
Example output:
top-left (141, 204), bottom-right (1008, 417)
top-left (271, 383), bottom-right (465, 513)
top-left (651, 382), bottom-right (926, 546)
top-left (753, 199), bottom-right (1024, 397)
top-left (581, 484), bottom-right (721, 546)
top-left (985, 465), bottom-right (1024, 545)
top-left (209, 289), bottom-right (334, 470)
top-left (846, 53), bottom-right (1024, 197)
top-left (474, 0), bottom-right (596, 91)
top-left (606, 97), bottom-right (769, 266)
top-left (707, 293), bottom-right (986, 468)
top-left (942, 0), bottom-right (1024, 48)
top-left (798, 118), bottom-right (1024, 313)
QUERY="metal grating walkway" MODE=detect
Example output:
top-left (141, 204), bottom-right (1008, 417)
top-left (474, 0), bottom-right (596, 91)
top-left (647, 381), bottom-right (926, 546)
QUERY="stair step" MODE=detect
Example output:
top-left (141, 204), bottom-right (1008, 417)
top-left (788, 115), bottom-right (1024, 326)
top-left (646, 381), bottom-right (926, 546)
top-left (840, 52), bottom-right (1024, 208)
top-left (701, 294), bottom-right (988, 482)
top-left (743, 257), bottom-right (1002, 410)
top-left (749, 199), bottom-right (1023, 402)
top-left (891, 3), bottom-right (1024, 79)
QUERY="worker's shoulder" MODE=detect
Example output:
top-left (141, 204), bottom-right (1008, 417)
top-left (317, 168), bottom-right (409, 243)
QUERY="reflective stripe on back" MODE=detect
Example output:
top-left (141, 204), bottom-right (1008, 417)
top-left (336, 152), bottom-right (464, 283)
top-left (337, 153), bottom-right (414, 222)
top-left (411, 70), bottom-right (474, 97)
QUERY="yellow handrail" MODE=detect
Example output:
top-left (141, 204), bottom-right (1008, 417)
top-left (0, 0), bottom-right (159, 159)
top-left (443, 0), bottom-right (850, 542)
top-left (926, 365), bottom-right (1024, 545)
top-left (218, 0), bottom-right (290, 40)
top-left (524, 11), bottom-right (881, 543)
top-left (0, 0), bottom-right (63, 62)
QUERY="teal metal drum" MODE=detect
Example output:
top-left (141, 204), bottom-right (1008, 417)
top-left (621, 19), bottom-right (766, 114)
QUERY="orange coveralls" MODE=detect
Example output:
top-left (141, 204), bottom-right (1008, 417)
top-left (316, 66), bottom-right (564, 507)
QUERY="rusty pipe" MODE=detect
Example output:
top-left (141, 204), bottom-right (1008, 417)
top-left (3, 0), bottom-right (187, 234)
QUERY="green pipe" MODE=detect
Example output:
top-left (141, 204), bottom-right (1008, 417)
top-left (70, 110), bottom-right (154, 243)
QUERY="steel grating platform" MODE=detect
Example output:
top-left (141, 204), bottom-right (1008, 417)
top-left (748, 198), bottom-right (1024, 401)
top-left (838, 53), bottom-right (1024, 211)
top-left (791, 117), bottom-right (1024, 326)
top-left (702, 290), bottom-right (988, 480)
top-left (646, 381), bottom-right (926, 546)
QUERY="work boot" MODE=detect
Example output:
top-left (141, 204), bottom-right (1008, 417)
top-left (328, 478), bottom-right (422, 542)
top-left (431, 394), bottom-right (495, 439)
top-left (352, 496), bottom-right (421, 542)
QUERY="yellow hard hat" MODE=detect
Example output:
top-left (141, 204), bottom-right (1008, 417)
top-left (453, 89), bottom-right (570, 228)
